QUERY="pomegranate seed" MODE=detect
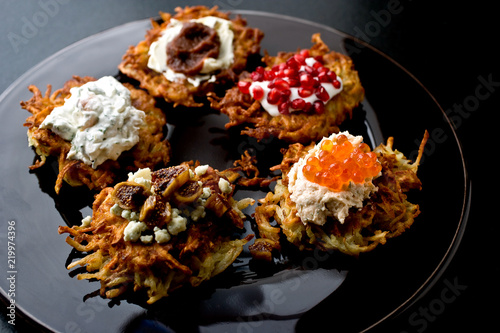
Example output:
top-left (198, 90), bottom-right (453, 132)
top-left (286, 57), bottom-right (300, 70)
top-left (293, 53), bottom-right (306, 65)
top-left (279, 89), bottom-right (291, 103)
top-left (303, 101), bottom-right (313, 113)
top-left (276, 69), bottom-right (286, 78)
top-left (314, 55), bottom-right (324, 63)
top-left (317, 66), bottom-right (328, 73)
top-left (237, 81), bottom-right (251, 94)
top-left (313, 100), bottom-right (325, 114)
top-left (299, 73), bottom-right (315, 88)
top-left (298, 87), bottom-right (313, 98)
top-left (288, 78), bottom-right (300, 87)
top-left (271, 64), bottom-right (281, 73)
top-left (312, 61), bottom-right (323, 70)
top-left (317, 71), bottom-right (330, 83)
top-left (284, 68), bottom-right (298, 78)
top-left (327, 70), bottom-right (337, 81)
top-left (299, 49), bottom-right (310, 58)
top-left (264, 70), bottom-right (275, 81)
top-left (256, 66), bottom-right (265, 74)
top-left (267, 88), bottom-right (281, 104)
top-left (251, 71), bottom-right (264, 82)
top-left (332, 79), bottom-right (341, 89)
top-left (278, 101), bottom-right (290, 115)
top-left (291, 98), bottom-right (306, 110)
top-left (273, 78), bottom-right (290, 91)
top-left (252, 85), bottom-right (264, 100)
top-left (315, 86), bottom-right (330, 102)
top-left (303, 66), bottom-right (317, 76)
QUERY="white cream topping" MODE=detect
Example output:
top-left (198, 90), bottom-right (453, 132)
top-left (40, 76), bottom-right (145, 169)
top-left (249, 57), bottom-right (343, 117)
top-left (147, 16), bottom-right (234, 87)
top-left (287, 131), bottom-right (379, 225)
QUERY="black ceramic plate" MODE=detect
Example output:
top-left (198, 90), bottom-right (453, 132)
top-left (0, 11), bottom-right (469, 333)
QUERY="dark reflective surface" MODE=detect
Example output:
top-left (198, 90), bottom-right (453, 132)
top-left (0, 11), bottom-right (468, 332)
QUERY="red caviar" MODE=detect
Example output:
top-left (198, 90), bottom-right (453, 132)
top-left (302, 134), bottom-right (382, 192)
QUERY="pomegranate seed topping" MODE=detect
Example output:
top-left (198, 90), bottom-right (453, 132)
top-left (267, 88), bottom-right (281, 104)
top-left (298, 87), bottom-right (313, 98)
top-left (314, 55), bottom-right (324, 63)
top-left (312, 61), bottom-right (323, 70)
top-left (303, 66), bottom-right (317, 76)
top-left (264, 70), bottom-right (275, 81)
top-left (299, 49), bottom-right (310, 58)
top-left (303, 101), bottom-right (313, 113)
top-left (315, 86), bottom-right (330, 102)
top-left (279, 89), bottom-right (291, 102)
top-left (286, 57), bottom-right (300, 70)
top-left (273, 78), bottom-right (290, 91)
top-left (288, 78), bottom-right (300, 87)
top-left (299, 73), bottom-right (315, 88)
top-left (271, 64), bottom-right (281, 73)
top-left (278, 101), bottom-right (290, 115)
top-left (293, 53), bottom-right (306, 65)
top-left (327, 70), bottom-right (337, 81)
top-left (237, 81), bottom-right (251, 94)
top-left (333, 79), bottom-right (341, 89)
top-left (284, 68), bottom-right (298, 78)
top-left (317, 71), bottom-right (330, 83)
top-left (313, 100), bottom-right (325, 114)
top-left (252, 85), bottom-right (264, 100)
top-left (256, 66), bottom-right (265, 74)
top-left (251, 71), bottom-right (264, 82)
top-left (291, 98), bottom-right (306, 110)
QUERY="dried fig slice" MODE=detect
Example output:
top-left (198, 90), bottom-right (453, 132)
top-left (152, 165), bottom-right (190, 198)
top-left (111, 182), bottom-right (149, 210)
top-left (139, 195), bottom-right (172, 229)
top-left (173, 180), bottom-right (203, 204)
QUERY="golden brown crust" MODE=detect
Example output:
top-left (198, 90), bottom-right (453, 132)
top-left (210, 33), bottom-right (365, 143)
top-left (118, 6), bottom-right (264, 107)
top-left (21, 76), bottom-right (171, 194)
top-left (249, 131), bottom-right (429, 259)
top-left (58, 164), bottom-right (253, 303)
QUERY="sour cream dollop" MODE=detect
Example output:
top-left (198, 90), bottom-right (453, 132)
top-left (147, 16), bottom-right (234, 87)
top-left (40, 76), bottom-right (145, 168)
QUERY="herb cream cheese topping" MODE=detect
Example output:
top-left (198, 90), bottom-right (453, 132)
top-left (40, 76), bottom-right (145, 168)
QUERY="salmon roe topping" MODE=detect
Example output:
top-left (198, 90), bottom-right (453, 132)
top-left (302, 134), bottom-right (382, 192)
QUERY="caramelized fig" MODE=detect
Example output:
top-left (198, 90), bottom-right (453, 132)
top-left (139, 195), bottom-right (172, 229)
top-left (152, 165), bottom-right (190, 198)
top-left (112, 182), bottom-right (148, 210)
top-left (173, 180), bottom-right (203, 204)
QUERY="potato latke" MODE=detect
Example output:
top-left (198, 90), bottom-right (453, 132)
top-left (58, 163), bottom-right (253, 303)
top-left (118, 6), bottom-right (264, 107)
top-left (210, 33), bottom-right (365, 143)
top-left (21, 76), bottom-right (171, 194)
top-left (249, 131), bottom-right (429, 260)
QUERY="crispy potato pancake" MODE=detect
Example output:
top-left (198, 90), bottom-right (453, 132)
top-left (249, 131), bottom-right (429, 261)
top-left (21, 76), bottom-right (171, 194)
top-left (118, 6), bottom-right (264, 107)
top-left (58, 164), bottom-right (254, 304)
top-left (210, 33), bottom-right (365, 143)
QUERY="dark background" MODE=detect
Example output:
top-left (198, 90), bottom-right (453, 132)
top-left (0, 0), bottom-right (496, 332)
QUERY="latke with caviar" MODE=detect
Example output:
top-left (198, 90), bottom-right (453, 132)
top-left (118, 6), bottom-right (264, 107)
top-left (249, 131), bottom-right (428, 261)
